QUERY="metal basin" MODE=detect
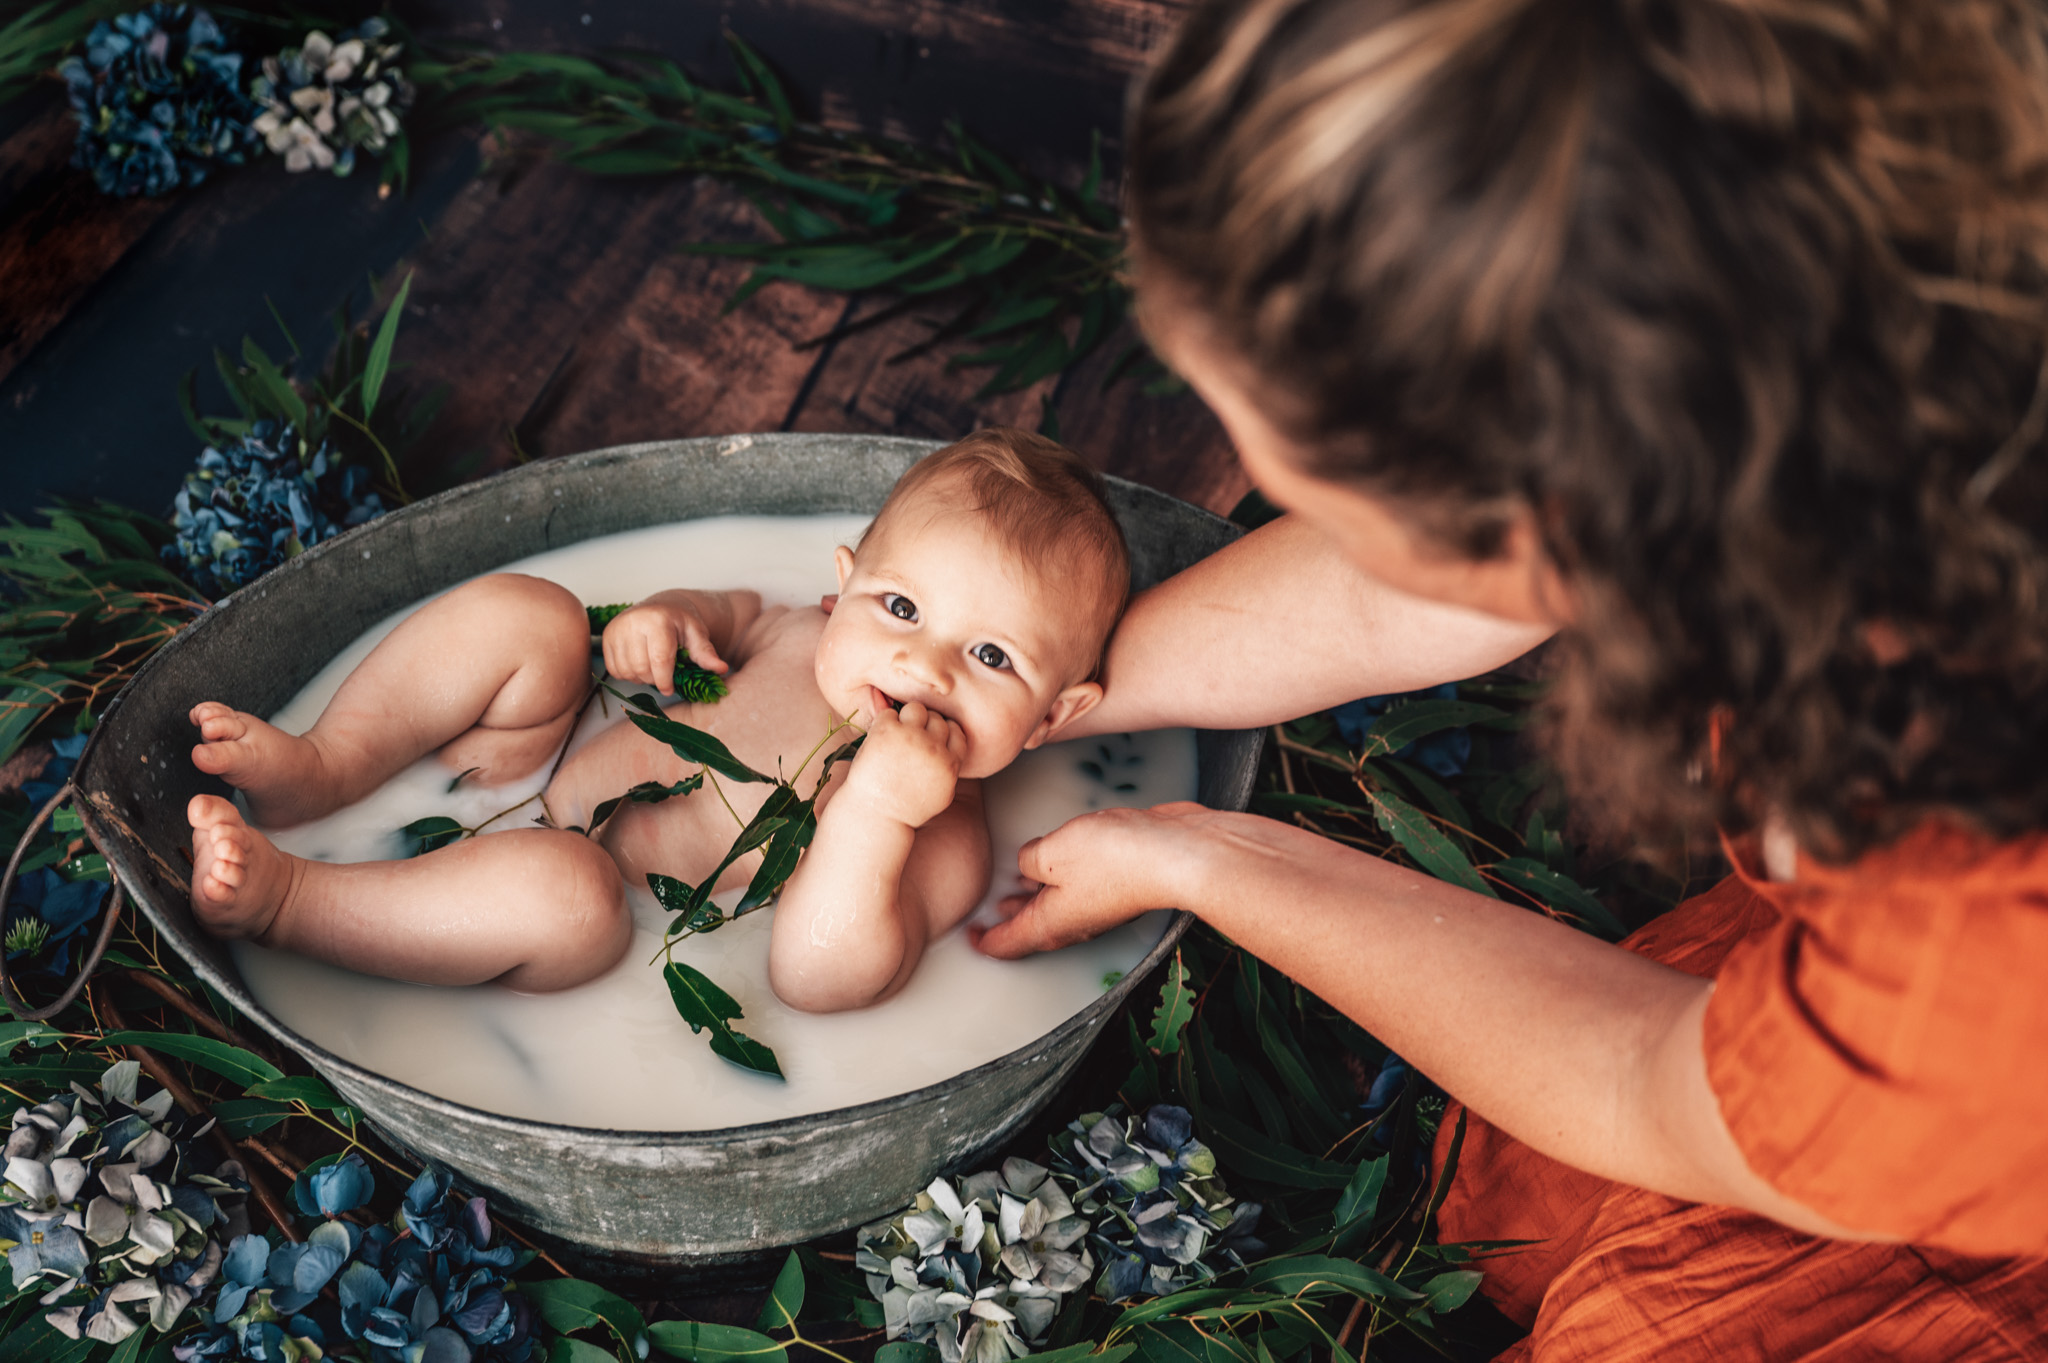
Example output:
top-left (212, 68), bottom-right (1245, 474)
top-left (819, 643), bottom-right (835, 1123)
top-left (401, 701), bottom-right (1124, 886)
top-left (72, 434), bottom-right (1260, 1275)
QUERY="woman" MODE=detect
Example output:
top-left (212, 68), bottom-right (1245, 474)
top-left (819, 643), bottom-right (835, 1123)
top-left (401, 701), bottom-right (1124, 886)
top-left (977, 0), bottom-right (2048, 1355)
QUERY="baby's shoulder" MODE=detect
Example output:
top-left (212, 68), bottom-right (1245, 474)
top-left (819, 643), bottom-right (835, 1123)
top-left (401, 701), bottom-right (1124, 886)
top-left (733, 602), bottom-right (826, 663)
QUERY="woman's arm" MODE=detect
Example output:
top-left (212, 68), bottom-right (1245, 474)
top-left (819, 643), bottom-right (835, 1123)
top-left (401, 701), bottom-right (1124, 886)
top-left (1072, 515), bottom-right (1554, 737)
top-left (976, 805), bottom-right (1887, 1240)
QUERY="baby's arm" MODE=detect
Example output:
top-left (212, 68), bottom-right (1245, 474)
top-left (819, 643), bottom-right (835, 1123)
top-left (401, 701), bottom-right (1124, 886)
top-left (768, 703), bottom-right (991, 1012)
top-left (603, 589), bottom-right (763, 696)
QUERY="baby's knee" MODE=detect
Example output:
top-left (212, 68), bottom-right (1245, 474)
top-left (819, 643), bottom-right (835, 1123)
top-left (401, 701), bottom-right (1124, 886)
top-left (456, 574), bottom-right (590, 651)
top-left (507, 834), bottom-right (630, 991)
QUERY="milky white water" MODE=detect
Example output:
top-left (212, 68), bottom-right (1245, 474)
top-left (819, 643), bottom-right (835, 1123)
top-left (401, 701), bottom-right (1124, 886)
top-left (231, 515), bottom-right (1191, 1130)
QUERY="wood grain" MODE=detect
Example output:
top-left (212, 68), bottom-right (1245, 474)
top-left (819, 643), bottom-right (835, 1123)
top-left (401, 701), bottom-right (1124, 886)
top-left (0, 104), bottom-right (176, 386)
top-left (784, 293), bottom-right (1054, 442)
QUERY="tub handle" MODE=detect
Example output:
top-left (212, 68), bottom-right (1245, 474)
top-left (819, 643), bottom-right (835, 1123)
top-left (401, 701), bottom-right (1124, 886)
top-left (1, 780), bottom-right (125, 1022)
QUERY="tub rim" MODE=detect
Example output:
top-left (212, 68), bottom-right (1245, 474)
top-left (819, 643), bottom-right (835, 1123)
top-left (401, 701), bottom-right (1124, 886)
top-left (76, 435), bottom-right (1247, 1149)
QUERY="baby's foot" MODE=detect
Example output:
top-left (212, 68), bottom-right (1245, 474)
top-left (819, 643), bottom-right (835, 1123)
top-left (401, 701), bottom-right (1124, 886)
top-left (187, 795), bottom-right (297, 942)
top-left (188, 702), bottom-right (336, 828)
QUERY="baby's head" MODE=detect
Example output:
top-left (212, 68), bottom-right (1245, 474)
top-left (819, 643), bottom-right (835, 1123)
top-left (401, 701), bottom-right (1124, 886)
top-left (815, 428), bottom-right (1129, 778)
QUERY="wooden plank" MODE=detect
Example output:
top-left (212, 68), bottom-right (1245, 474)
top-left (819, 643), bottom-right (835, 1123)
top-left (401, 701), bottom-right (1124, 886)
top-left (516, 197), bottom-right (853, 455)
top-left (0, 103), bottom-right (176, 387)
top-left (378, 146), bottom-right (844, 481)
top-left (0, 129), bottom-right (482, 516)
top-left (1049, 322), bottom-right (1247, 515)
top-left (783, 293), bottom-right (1053, 442)
top-left (0, 100), bottom-right (77, 207)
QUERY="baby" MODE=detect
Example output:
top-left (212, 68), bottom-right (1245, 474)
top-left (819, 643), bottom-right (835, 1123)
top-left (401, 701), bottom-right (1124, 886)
top-left (181, 429), bottom-right (1128, 1012)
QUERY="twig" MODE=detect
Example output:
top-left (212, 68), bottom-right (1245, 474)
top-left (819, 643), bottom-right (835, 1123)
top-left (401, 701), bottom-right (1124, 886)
top-left (240, 1135), bottom-right (305, 1183)
top-left (487, 1212), bottom-right (573, 1278)
top-left (1334, 1297), bottom-right (1366, 1363)
top-left (115, 967), bottom-right (284, 1065)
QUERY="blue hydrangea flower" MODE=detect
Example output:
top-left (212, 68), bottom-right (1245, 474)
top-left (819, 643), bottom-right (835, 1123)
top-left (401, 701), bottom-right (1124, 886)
top-left (292, 1152), bottom-right (374, 1219)
top-left (1332, 682), bottom-right (1472, 778)
top-left (1048, 1106), bottom-right (1264, 1304)
top-left (58, 6), bottom-right (258, 197)
top-left (163, 422), bottom-right (387, 597)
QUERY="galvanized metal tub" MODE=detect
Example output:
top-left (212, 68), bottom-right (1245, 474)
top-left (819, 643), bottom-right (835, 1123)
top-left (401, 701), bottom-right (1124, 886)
top-left (71, 434), bottom-right (1259, 1275)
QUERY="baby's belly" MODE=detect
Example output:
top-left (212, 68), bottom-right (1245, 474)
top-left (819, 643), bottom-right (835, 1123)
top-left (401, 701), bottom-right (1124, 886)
top-left (543, 703), bottom-right (829, 897)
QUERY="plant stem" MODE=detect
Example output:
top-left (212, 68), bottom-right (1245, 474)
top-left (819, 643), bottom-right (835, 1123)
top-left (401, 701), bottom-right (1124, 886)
top-left (324, 403), bottom-right (411, 503)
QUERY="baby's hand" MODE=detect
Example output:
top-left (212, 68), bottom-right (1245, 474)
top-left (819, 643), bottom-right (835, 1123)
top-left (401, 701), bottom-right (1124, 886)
top-left (602, 594), bottom-right (728, 697)
top-left (842, 696), bottom-right (965, 829)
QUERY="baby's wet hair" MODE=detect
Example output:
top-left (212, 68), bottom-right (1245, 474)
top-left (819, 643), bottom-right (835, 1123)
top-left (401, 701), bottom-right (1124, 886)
top-left (871, 428), bottom-right (1131, 665)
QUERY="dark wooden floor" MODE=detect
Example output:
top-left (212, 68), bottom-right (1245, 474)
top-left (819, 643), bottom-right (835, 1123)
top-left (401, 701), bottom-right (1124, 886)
top-left (0, 0), bottom-right (1243, 523)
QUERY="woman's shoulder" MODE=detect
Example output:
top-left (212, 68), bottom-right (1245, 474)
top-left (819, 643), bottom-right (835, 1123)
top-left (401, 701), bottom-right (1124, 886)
top-left (1704, 818), bottom-right (2048, 1255)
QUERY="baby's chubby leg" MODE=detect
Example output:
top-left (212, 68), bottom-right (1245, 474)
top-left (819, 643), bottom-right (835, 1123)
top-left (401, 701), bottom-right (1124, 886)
top-left (190, 574), bottom-right (592, 827)
top-left (188, 795), bottom-right (630, 991)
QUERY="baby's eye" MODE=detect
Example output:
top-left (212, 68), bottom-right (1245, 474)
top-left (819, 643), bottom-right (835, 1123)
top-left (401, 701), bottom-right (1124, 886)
top-left (884, 594), bottom-right (918, 622)
top-left (973, 643), bottom-right (1010, 670)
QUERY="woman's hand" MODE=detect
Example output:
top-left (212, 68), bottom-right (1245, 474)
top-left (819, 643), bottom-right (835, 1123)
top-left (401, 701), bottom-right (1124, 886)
top-left (601, 591), bottom-right (734, 697)
top-left (972, 802), bottom-right (1232, 957)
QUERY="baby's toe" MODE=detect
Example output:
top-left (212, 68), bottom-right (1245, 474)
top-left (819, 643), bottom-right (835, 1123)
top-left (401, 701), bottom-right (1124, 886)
top-left (196, 708), bottom-right (248, 743)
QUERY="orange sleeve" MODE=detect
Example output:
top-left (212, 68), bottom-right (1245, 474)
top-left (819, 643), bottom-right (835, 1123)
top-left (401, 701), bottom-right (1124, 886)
top-left (1702, 825), bottom-right (2048, 1255)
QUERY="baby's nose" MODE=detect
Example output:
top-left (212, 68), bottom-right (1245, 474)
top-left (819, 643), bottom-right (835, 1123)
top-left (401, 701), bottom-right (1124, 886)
top-left (895, 648), bottom-right (952, 693)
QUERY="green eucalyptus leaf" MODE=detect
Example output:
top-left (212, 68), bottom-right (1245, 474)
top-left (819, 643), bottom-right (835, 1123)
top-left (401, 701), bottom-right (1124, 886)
top-left (239, 336), bottom-right (306, 431)
top-left (737, 806), bottom-right (815, 912)
top-left (246, 1073), bottom-right (353, 1114)
top-left (1420, 1269), bottom-right (1483, 1314)
top-left (95, 1032), bottom-right (282, 1088)
top-left (623, 707), bottom-right (772, 783)
top-left (1244, 1253), bottom-right (1423, 1302)
top-left (754, 1250), bottom-right (804, 1331)
top-left (1332, 1156), bottom-right (1389, 1251)
top-left (1028, 1346), bottom-right (1135, 1363)
top-left (525, 1279), bottom-right (647, 1354)
top-left (874, 1346), bottom-right (936, 1363)
top-left (648, 1321), bottom-right (788, 1363)
top-left (1367, 790), bottom-right (1495, 898)
top-left (546, 1339), bottom-right (619, 1363)
top-left (1355, 699), bottom-right (1507, 759)
top-left (403, 815), bottom-right (467, 856)
top-left (1145, 953), bottom-right (1194, 1055)
top-left (0, 1020), bottom-right (58, 1053)
top-left (664, 962), bottom-right (783, 1078)
top-left (1489, 857), bottom-right (1627, 938)
top-left (209, 1097), bottom-right (295, 1139)
top-left (361, 271), bottom-right (415, 420)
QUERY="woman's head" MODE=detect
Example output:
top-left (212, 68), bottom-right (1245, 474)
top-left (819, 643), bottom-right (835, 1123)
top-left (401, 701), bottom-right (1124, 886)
top-left (1131, 0), bottom-right (2048, 858)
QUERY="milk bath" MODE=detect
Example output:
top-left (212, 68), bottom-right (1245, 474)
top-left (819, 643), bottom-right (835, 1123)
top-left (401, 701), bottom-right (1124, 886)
top-left (230, 515), bottom-right (1191, 1131)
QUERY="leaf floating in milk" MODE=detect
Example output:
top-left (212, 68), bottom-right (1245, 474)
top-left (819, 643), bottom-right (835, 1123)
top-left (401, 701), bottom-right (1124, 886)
top-left (588, 773), bottom-right (704, 837)
top-left (604, 683), bottom-right (772, 784)
top-left (401, 814), bottom-right (466, 856)
top-left (665, 962), bottom-right (783, 1079)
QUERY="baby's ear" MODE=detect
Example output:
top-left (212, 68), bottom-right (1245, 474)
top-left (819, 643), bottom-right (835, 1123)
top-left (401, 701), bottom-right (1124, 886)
top-left (1024, 681), bottom-right (1105, 750)
top-left (833, 545), bottom-right (856, 593)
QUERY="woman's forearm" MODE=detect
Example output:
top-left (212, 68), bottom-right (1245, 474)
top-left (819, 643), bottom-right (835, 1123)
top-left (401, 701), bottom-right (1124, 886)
top-left (1183, 817), bottom-right (1875, 1238)
top-left (1073, 516), bottom-right (1553, 737)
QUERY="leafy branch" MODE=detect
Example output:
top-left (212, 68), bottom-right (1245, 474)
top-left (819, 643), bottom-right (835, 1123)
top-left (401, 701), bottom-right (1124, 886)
top-left (410, 39), bottom-right (1146, 398)
top-left (571, 681), bottom-right (864, 1080)
top-left (0, 502), bottom-right (208, 765)
top-left (186, 270), bottom-right (438, 505)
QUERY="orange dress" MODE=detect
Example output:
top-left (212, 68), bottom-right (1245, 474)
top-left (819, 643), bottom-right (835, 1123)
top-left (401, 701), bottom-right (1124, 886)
top-left (1432, 825), bottom-right (2048, 1359)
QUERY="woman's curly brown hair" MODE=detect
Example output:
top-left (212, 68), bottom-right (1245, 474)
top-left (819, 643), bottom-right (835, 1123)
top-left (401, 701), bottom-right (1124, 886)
top-left (1130, 0), bottom-right (2048, 860)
